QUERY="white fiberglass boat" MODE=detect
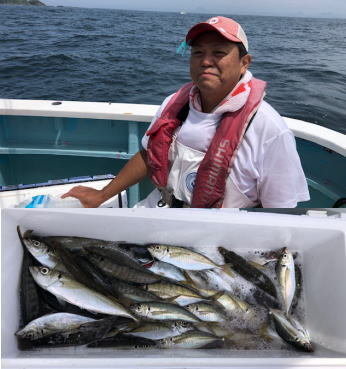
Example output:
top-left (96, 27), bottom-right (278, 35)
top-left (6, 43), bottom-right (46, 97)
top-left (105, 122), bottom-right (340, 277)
top-left (0, 98), bottom-right (345, 208)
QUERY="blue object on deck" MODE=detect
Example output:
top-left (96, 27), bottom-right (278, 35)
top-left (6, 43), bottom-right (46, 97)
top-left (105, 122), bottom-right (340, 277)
top-left (25, 195), bottom-right (49, 208)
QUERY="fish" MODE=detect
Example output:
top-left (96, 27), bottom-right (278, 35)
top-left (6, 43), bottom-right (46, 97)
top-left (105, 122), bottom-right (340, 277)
top-left (20, 317), bottom-right (117, 347)
top-left (87, 253), bottom-right (161, 284)
top-left (17, 227), bottom-right (43, 326)
top-left (84, 243), bottom-right (148, 271)
top-left (129, 302), bottom-right (201, 323)
top-left (117, 242), bottom-right (153, 260)
top-left (211, 291), bottom-right (256, 319)
top-left (15, 313), bottom-right (95, 340)
top-left (49, 246), bottom-right (113, 297)
top-left (276, 247), bottom-right (296, 314)
top-left (41, 236), bottom-right (116, 253)
top-left (125, 321), bottom-right (194, 340)
top-left (101, 317), bottom-right (139, 338)
top-left (185, 269), bottom-right (234, 292)
top-left (109, 278), bottom-right (162, 303)
top-left (185, 302), bottom-right (228, 322)
top-left (158, 330), bottom-right (224, 349)
top-left (195, 322), bottom-right (233, 337)
top-left (18, 228), bottom-right (66, 272)
top-left (142, 260), bottom-right (187, 282)
top-left (218, 247), bottom-right (277, 299)
top-left (148, 244), bottom-right (230, 272)
top-left (36, 283), bottom-right (106, 319)
top-left (44, 237), bottom-right (148, 273)
top-left (269, 309), bottom-right (313, 352)
top-left (88, 333), bottom-right (157, 349)
top-left (29, 266), bottom-right (136, 320)
top-left (142, 282), bottom-right (205, 305)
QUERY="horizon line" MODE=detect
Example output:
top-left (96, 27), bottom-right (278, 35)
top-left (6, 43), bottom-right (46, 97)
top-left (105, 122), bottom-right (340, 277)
top-left (37, 4), bottom-right (346, 20)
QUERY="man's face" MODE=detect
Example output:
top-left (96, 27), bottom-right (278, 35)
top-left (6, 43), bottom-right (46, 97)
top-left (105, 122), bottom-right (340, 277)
top-left (189, 32), bottom-right (251, 96)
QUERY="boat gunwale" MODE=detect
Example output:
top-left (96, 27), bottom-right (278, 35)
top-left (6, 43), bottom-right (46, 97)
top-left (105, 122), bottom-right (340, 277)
top-left (0, 98), bottom-right (345, 157)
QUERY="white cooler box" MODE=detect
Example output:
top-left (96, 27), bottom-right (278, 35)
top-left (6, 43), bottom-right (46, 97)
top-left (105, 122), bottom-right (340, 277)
top-left (1, 208), bottom-right (346, 368)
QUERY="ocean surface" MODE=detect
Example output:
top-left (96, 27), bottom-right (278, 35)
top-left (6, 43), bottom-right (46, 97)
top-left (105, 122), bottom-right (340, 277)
top-left (0, 5), bottom-right (345, 133)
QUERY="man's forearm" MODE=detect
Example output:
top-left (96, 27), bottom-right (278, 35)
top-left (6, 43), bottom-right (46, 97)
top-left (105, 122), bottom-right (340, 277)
top-left (101, 150), bottom-right (149, 202)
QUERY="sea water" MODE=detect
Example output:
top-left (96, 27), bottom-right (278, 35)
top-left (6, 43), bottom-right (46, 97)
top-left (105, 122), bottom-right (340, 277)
top-left (0, 5), bottom-right (345, 134)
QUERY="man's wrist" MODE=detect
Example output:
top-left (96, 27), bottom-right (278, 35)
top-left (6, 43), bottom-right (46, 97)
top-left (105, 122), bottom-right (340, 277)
top-left (100, 181), bottom-right (121, 203)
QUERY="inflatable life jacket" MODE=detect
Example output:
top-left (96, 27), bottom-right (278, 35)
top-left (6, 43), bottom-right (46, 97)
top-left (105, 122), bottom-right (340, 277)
top-left (146, 78), bottom-right (266, 208)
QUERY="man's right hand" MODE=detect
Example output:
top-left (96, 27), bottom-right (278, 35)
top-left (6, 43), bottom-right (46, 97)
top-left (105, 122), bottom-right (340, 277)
top-left (61, 186), bottom-right (105, 208)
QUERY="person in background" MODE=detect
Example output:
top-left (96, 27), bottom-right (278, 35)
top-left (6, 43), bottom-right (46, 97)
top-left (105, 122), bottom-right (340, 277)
top-left (62, 16), bottom-right (310, 208)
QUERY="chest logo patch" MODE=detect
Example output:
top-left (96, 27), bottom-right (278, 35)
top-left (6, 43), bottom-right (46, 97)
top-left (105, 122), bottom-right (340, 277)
top-left (185, 172), bottom-right (197, 193)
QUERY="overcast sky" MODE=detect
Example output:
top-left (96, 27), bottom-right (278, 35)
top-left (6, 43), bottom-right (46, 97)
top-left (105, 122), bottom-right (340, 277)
top-left (44, 0), bottom-right (346, 19)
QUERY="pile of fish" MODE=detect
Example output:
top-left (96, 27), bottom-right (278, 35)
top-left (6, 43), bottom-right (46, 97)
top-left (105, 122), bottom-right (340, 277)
top-left (15, 226), bottom-right (313, 351)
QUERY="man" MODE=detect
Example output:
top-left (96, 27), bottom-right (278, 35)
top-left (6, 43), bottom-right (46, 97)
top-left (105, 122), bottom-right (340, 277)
top-left (62, 16), bottom-right (310, 208)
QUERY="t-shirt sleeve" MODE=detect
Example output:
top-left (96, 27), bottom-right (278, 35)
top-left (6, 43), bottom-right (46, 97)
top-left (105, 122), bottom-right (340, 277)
top-left (258, 130), bottom-right (310, 208)
top-left (141, 94), bottom-right (175, 150)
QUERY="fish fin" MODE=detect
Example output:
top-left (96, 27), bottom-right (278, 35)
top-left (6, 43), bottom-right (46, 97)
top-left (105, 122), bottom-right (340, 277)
top-left (56, 296), bottom-right (67, 307)
top-left (219, 264), bottom-right (234, 278)
top-left (248, 261), bottom-right (266, 270)
top-left (258, 323), bottom-right (274, 342)
top-left (208, 290), bottom-right (224, 301)
top-left (181, 271), bottom-right (198, 288)
top-left (23, 229), bottom-right (34, 239)
top-left (164, 295), bottom-right (182, 303)
top-left (116, 295), bottom-right (133, 308)
top-left (17, 226), bottom-right (25, 245)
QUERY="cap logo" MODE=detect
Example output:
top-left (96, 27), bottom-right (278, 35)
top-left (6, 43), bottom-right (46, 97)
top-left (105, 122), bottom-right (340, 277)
top-left (208, 17), bottom-right (219, 25)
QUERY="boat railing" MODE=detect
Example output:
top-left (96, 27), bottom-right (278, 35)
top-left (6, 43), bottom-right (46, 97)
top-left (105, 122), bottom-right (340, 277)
top-left (1, 99), bottom-right (345, 207)
top-left (1, 98), bottom-right (345, 156)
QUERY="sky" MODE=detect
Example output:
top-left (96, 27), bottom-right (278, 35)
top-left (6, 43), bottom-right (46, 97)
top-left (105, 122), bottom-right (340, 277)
top-left (43, 0), bottom-right (346, 19)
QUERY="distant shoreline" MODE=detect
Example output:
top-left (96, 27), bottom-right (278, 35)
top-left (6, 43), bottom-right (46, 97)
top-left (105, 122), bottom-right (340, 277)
top-left (0, 0), bottom-right (45, 5)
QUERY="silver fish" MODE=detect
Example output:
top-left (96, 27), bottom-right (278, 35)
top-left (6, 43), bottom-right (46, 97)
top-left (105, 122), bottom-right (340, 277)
top-left (130, 302), bottom-right (200, 323)
top-left (29, 266), bottom-right (136, 320)
top-left (110, 279), bottom-right (161, 303)
top-left (143, 282), bottom-right (205, 305)
top-left (148, 244), bottom-right (225, 271)
top-left (185, 302), bottom-right (227, 322)
top-left (125, 321), bottom-right (194, 340)
top-left (270, 309), bottom-right (313, 352)
top-left (20, 229), bottom-right (66, 272)
top-left (88, 333), bottom-right (157, 349)
top-left (143, 260), bottom-right (186, 282)
top-left (186, 269), bottom-right (234, 292)
top-left (87, 253), bottom-right (161, 284)
top-left (158, 330), bottom-right (224, 349)
top-left (212, 291), bottom-right (256, 319)
top-left (195, 322), bottom-right (232, 337)
top-left (15, 313), bottom-right (95, 340)
top-left (276, 247), bottom-right (296, 314)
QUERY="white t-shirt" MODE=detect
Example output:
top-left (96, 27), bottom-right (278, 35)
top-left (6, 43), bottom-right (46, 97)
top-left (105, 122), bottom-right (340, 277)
top-left (142, 94), bottom-right (310, 208)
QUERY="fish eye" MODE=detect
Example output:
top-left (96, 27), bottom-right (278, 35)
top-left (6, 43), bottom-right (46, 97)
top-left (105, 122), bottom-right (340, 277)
top-left (40, 267), bottom-right (50, 275)
top-left (33, 240), bottom-right (41, 247)
top-left (155, 245), bottom-right (161, 250)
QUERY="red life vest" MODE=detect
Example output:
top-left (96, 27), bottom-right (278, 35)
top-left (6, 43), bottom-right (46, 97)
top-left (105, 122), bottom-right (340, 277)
top-left (146, 78), bottom-right (267, 208)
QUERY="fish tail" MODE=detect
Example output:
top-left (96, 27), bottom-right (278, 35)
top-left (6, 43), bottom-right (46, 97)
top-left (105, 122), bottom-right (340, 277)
top-left (181, 271), bottom-right (199, 288)
top-left (219, 264), bottom-right (234, 278)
